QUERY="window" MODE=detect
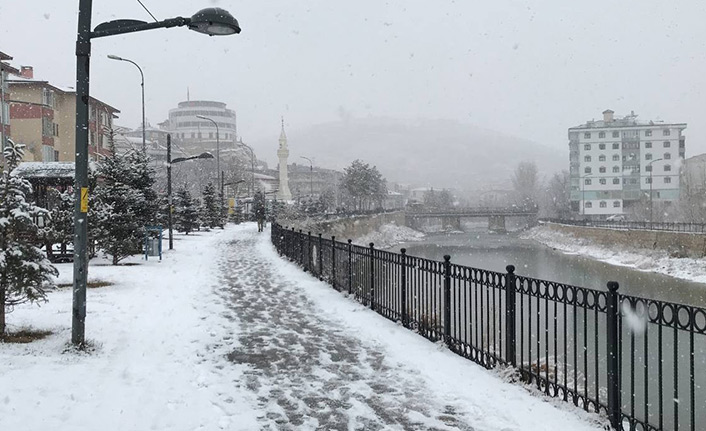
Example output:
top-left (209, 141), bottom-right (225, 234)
top-left (664, 141), bottom-right (671, 148)
top-left (629, 178), bottom-right (637, 184)
top-left (584, 179), bottom-right (592, 185)
top-left (664, 177), bottom-right (672, 184)
top-left (613, 201), bottom-right (621, 207)
top-left (198, 132), bottom-right (202, 139)
top-left (599, 201), bottom-right (607, 208)
top-left (599, 154), bottom-right (606, 161)
top-left (599, 132), bottom-right (606, 138)
top-left (209, 132), bottom-right (213, 139)
top-left (585, 202), bottom-right (593, 208)
top-left (646, 165), bottom-right (652, 172)
top-left (191, 132), bottom-right (195, 138)
top-left (599, 178), bottom-right (606, 185)
top-left (584, 132), bottom-right (591, 139)
top-left (664, 164), bottom-right (671, 172)
top-left (629, 153), bottom-right (636, 160)
top-left (664, 153), bottom-right (671, 160)
top-left (645, 153), bottom-right (652, 160)
top-left (584, 144), bottom-right (591, 150)
top-left (663, 129), bottom-right (671, 136)
top-left (646, 177), bottom-right (652, 184)
top-left (613, 178), bottom-right (620, 184)
top-left (612, 154), bottom-right (620, 161)
top-left (612, 143), bottom-right (619, 149)
top-left (612, 131), bottom-right (619, 138)
top-left (599, 143), bottom-right (606, 150)
top-left (599, 166), bottom-right (606, 173)
top-left (585, 167), bottom-right (592, 174)
top-left (612, 166), bottom-right (619, 173)
top-left (645, 130), bottom-right (652, 137)
top-left (645, 142), bottom-right (652, 148)
top-left (584, 155), bottom-right (591, 162)
top-left (41, 117), bottom-right (53, 136)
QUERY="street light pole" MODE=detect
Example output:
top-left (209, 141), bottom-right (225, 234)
top-left (71, 4), bottom-right (240, 346)
top-left (237, 139), bottom-right (255, 196)
top-left (167, 134), bottom-right (173, 250)
top-left (300, 156), bottom-right (313, 199)
top-left (195, 115), bottom-right (220, 197)
top-left (107, 55), bottom-right (145, 151)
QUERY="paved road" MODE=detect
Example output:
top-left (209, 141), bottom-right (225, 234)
top-left (218, 227), bottom-right (477, 430)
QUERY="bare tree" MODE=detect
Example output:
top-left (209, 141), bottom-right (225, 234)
top-left (511, 161), bottom-right (539, 207)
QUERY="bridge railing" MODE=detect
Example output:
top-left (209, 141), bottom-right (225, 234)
top-left (271, 222), bottom-right (706, 431)
top-left (405, 206), bottom-right (539, 216)
top-left (541, 218), bottom-right (706, 234)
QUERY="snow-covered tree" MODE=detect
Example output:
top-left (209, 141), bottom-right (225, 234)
top-left (339, 159), bottom-right (387, 211)
top-left (126, 149), bottom-right (159, 227)
top-left (94, 137), bottom-right (145, 265)
top-left (175, 187), bottom-right (199, 234)
top-left (200, 182), bottom-right (222, 229)
top-left (40, 188), bottom-right (74, 246)
top-left (0, 139), bottom-right (58, 335)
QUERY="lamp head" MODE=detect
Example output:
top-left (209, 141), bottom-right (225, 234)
top-left (197, 152), bottom-right (215, 160)
top-left (107, 54), bottom-right (124, 61)
top-left (189, 8), bottom-right (241, 36)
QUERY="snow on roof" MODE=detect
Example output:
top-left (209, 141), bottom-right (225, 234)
top-left (253, 172), bottom-right (277, 181)
top-left (13, 162), bottom-right (76, 179)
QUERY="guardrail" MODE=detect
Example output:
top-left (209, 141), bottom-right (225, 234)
top-left (271, 223), bottom-right (706, 431)
top-left (541, 219), bottom-right (706, 234)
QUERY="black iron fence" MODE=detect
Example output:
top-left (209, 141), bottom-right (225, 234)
top-left (541, 219), bottom-right (706, 234)
top-left (271, 223), bottom-right (706, 431)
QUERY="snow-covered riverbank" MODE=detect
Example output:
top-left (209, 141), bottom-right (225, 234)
top-left (353, 223), bottom-right (425, 249)
top-left (523, 225), bottom-right (706, 284)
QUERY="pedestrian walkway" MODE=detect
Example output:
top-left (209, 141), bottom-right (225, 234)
top-left (216, 224), bottom-right (605, 431)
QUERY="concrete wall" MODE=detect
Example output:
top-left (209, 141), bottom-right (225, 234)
top-left (544, 222), bottom-right (706, 258)
top-left (281, 212), bottom-right (406, 241)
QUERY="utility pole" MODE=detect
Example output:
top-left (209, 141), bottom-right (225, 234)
top-left (167, 134), bottom-right (173, 250)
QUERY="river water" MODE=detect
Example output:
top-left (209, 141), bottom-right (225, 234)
top-left (394, 224), bottom-right (706, 308)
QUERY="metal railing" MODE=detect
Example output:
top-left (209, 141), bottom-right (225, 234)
top-left (541, 219), bottom-right (706, 234)
top-left (271, 223), bottom-right (706, 431)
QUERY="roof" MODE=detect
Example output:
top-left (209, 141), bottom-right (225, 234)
top-left (7, 75), bottom-right (120, 113)
top-left (13, 162), bottom-right (76, 179)
top-left (569, 112), bottom-right (686, 130)
top-left (0, 51), bottom-right (12, 61)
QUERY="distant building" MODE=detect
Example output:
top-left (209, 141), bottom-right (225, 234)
top-left (288, 163), bottom-right (343, 201)
top-left (1, 49), bottom-right (19, 152)
top-left (681, 154), bottom-right (706, 193)
top-left (6, 65), bottom-right (119, 162)
top-left (568, 110), bottom-right (686, 218)
top-left (164, 100), bottom-right (236, 154)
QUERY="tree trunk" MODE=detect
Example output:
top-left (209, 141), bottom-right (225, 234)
top-left (0, 283), bottom-right (6, 336)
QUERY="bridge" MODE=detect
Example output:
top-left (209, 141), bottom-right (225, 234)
top-left (404, 206), bottom-right (539, 232)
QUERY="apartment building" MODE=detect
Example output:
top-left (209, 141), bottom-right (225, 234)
top-left (569, 110), bottom-right (685, 218)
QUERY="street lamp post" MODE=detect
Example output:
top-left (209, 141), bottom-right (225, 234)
top-left (647, 158), bottom-right (664, 229)
top-left (195, 115), bottom-right (221, 198)
top-left (107, 55), bottom-right (145, 151)
top-left (300, 156), bottom-right (313, 199)
top-left (72, 3), bottom-right (240, 345)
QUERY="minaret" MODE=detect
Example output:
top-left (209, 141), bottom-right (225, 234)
top-left (277, 117), bottom-right (292, 201)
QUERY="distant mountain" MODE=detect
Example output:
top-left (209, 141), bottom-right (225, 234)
top-left (253, 117), bottom-right (566, 190)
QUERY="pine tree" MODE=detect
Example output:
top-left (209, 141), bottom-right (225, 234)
top-left (0, 139), bottom-right (58, 335)
top-left (40, 188), bottom-right (74, 259)
top-left (200, 182), bottom-right (221, 229)
top-left (126, 149), bottom-right (159, 227)
top-left (175, 187), bottom-right (199, 234)
top-left (94, 136), bottom-right (144, 265)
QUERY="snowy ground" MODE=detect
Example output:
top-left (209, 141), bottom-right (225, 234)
top-left (2, 224), bottom-right (606, 430)
top-left (524, 224), bottom-right (706, 284)
top-left (353, 223), bottom-right (425, 249)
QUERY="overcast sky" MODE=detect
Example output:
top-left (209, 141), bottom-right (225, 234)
top-left (2, 0), bottom-right (706, 159)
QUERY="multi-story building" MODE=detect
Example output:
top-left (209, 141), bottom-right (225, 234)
top-left (164, 100), bottom-right (237, 154)
top-left (1, 50), bottom-right (19, 152)
top-left (7, 66), bottom-right (119, 162)
top-left (569, 110), bottom-right (686, 218)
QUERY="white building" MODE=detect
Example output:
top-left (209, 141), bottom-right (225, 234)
top-left (164, 100), bottom-right (236, 153)
top-left (569, 110), bottom-right (686, 218)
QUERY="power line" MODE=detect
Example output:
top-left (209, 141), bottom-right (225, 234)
top-left (136, 0), bottom-right (158, 23)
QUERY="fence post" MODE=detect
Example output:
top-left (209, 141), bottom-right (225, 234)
top-left (290, 227), bottom-right (295, 259)
top-left (307, 231), bottom-right (312, 272)
top-left (401, 248), bottom-right (408, 328)
top-left (298, 229), bottom-right (304, 266)
top-left (443, 255), bottom-right (452, 346)
top-left (331, 236), bottom-right (336, 290)
top-left (606, 281), bottom-right (621, 430)
top-left (505, 265), bottom-right (517, 366)
top-left (369, 242), bottom-right (375, 311)
top-left (318, 233), bottom-right (323, 280)
top-left (348, 239), bottom-right (353, 295)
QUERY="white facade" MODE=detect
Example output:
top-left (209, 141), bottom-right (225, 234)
top-left (276, 120), bottom-right (292, 201)
top-left (166, 100), bottom-right (236, 151)
top-left (569, 110), bottom-right (685, 217)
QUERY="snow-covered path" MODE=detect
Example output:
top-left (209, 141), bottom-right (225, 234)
top-left (220, 224), bottom-right (605, 431)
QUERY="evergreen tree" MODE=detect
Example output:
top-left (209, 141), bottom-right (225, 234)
top-left (126, 149), bottom-right (159, 227)
top-left (0, 139), bottom-right (58, 335)
top-left (40, 188), bottom-right (74, 259)
top-left (175, 187), bottom-right (199, 234)
top-left (200, 182), bottom-right (221, 229)
top-left (94, 137), bottom-right (145, 265)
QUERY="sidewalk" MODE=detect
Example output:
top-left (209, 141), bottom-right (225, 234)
top-left (0, 224), bottom-right (606, 430)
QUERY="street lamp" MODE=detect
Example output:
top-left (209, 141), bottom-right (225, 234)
top-left (237, 139), bottom-right (255, 196)
top-left (72, 4), bottom-right (240, 345)
top-left (647, 158), bottom-right (664, 228)
top-left (166, 133), bottom-right (213, 250)
top-left (300, 156), bottom-right (313, 199)
top-left (195, 115), bottom-right (221, 197)
top-left (107, 55), bottom-right (145, 151)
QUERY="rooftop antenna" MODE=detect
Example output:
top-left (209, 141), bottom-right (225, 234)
top-left (187, 86), bottom-right (190, 101)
